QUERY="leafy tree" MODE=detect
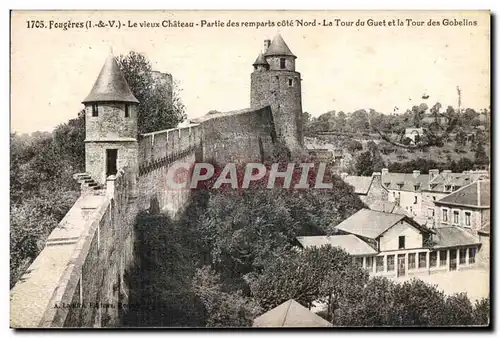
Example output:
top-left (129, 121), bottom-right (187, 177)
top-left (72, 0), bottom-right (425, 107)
top-left (473, 298), bottom-right (490, 325)
top-left (355, 151), bottom-right (374, 176)
top-left (346, 140), bottom-right (363, 153)
top-left (117, 51), bottom-right (186, 134)
top-left (349, 109), bottom-right (370, 132)
top-left (455, 130), bottom-right (467, 147)
top-left (249, 246), bottom-right (367, 313)
top-left (192, 266), bottom-right (261, 327)
top-left (474, 142), bottom-right (489, 166)
top-left (444, 293), bottom-right (475, 325)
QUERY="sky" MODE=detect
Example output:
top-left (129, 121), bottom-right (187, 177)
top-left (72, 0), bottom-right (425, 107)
top-left (11, 10), bottom-right (490, 134)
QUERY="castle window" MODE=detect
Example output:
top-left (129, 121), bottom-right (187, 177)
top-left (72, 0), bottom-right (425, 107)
top-left (280, 58), bottom-right (286, 69)
top-left (288, 78), bottom-right (294, 87)
top-left (125, 104), bottom-right (130, 117)
top-left (92, 104), bottom-right (98, 117)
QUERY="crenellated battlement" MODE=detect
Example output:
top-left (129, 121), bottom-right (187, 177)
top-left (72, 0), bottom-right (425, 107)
top-left (138, 124), bottom-right (202, 176)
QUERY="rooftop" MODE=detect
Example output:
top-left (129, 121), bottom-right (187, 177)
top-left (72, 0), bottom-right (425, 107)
top-left (252, 299), bottom-right (332, 327)
top-left (264, 34), bottom-right (296, 58)
top-left (425, 170), bottom-right (489, 193)
top-left (369, 201), bottom-right (413, 218)
top-left (343, 176), bottom-right (373, 195)
top-left (435, 180), bottom-right (490, 208)
top-left (381, 172), bottom-right (430, 192)
top-left (334, 208), bottom-right (430, 239)
top-left (296, 234), bottom-right (377, 256)
top-left (82, 54), bottom-right (139, 104)
top-left (432, 227), bottom-right (480, 248)
top-left (253, 53), bottom-right (268, 66)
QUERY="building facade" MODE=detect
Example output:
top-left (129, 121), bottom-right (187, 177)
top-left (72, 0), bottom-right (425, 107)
top-left (299, 208), bottom-right (482, 279)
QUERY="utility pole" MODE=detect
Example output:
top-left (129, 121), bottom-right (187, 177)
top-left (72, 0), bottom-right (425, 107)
top-left (457, 86), bottom-right (462, 113)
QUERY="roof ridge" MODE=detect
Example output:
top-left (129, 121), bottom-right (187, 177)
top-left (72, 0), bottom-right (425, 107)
top-left (281, 299), bottom-right (293, 327)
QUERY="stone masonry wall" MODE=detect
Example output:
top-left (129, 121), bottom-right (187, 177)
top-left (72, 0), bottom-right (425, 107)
top-left (251, 70), bottom-right (302, 151)
top-left (136, 125), bottom-right (202, 217)
top-left (361, 173), bottom-right (389, 206)
top-left (197, 106), bottom-right (275, 165)
top-left (10, 168), bottom-right (137, 328)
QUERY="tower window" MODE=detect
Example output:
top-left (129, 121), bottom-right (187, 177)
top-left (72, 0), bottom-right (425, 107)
top-left (92, 104), bottom-right (98, 117)
top-left (288, 78), bottom-right (294, 87)
top-left (280, 58), bottom-right (286, 69)
top-left (125, 104), bottom-right (130, 117)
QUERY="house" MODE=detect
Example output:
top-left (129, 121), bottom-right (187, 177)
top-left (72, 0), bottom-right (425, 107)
top-left (297, 208), bottom-right (482, 278)
top-left (404, 128), bottom-right (424, 143)
top-left (421, 170), bottom-right (489, 226)
top-left (341, 172), bottom-right (388, 205)
top-left (381, 168), bottom-right (429, 219)
top-left (433, 179), bottom-right (490, 232)
top-left (252, 299), bottom-right (332, 327)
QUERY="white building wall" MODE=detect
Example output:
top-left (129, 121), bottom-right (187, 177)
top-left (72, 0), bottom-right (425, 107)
top-left (379, 220), bottom-right (423, 251)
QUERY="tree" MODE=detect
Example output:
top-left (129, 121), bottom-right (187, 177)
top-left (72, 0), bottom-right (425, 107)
top-left (249, 246), bottom-right (368, 313)
top-left (117, 51), bottom-right (186, 134)
top-left (455, 130), bottom-right (467, 147)
top-left (474, 142), bottom-right (489, 166)
top-left (346, 140), bottom-right (363, 153)
top-left (473, 298), bottom-right (490, 325)
top-left (349, 109), bottom-right (370, 132)
top-left (355, 151), bottom-right (374, 176)
top-left (192, 266), bottom-right (261, 327)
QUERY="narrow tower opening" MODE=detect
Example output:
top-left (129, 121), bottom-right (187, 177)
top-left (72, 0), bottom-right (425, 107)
top-left (106, 149), bottom-right (118, 177)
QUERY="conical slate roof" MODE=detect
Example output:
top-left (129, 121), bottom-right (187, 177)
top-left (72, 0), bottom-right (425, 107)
top-left (252, 53), bottom-right (269, 66)
top-left (264, 34), bottom-right (296, 58)
top-left (82, 54), bottom-right (139, 104)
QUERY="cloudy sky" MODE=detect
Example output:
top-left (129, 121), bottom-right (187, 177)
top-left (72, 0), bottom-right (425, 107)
top-left (11, 10), bottom-right (490, 133)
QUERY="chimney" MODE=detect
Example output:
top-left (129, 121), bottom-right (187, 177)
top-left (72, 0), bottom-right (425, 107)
top-left (442, 170), bottom-right (452, 183)
top-left (429, 169), bottom-right (439, 181)
top-left (413, 170), bottom-right (420, 178)
top-left (263, 39), bottom-right (271, 53)
top-left (382, 168), bottom-right (389, 176)
top-left (340, 172), bottom-right (348, 180)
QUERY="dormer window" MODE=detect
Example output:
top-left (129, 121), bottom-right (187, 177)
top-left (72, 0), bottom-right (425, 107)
top-left (92, 104), bottom-right (98, 117)
top-left (414, 184), bottom-right (420, 191)
top-left (125, 104), bottom-right (130, 117)
top-left (445, 185), bottom-right (451, 192)
top-left (397, 183), bottom-right (403, 190)
top-left (280, 58), bottom-right (286, 69)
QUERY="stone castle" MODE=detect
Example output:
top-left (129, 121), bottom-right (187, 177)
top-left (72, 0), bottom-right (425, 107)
top-left (10, 34), bottom-right (305, 327)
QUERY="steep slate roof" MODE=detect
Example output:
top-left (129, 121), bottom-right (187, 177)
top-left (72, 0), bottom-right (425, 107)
top-left (381, 173), bottom-right (430, 192)
top-left (253, 299), bottom-right (332, 327)
top-left (369, 201), bottom-right (413, 218)
top-left (253, 53), bottom-right (269, 66)
top-left (435, 180), bottom-right (490, 208)
top-left (334, 209), bottom-right (431, 239)
top-left (82, 54), bottom-right (139, 104)
top-left (343, 176), bottom-right (373, 195)
top-left (424, 171), bottom-right (488, 193)
top-left (296, 235), bottom-right (377, 256)
top-left (264, 34), bottom-right (296, 58)
top-left (432, 227), bottom-right (480, 248)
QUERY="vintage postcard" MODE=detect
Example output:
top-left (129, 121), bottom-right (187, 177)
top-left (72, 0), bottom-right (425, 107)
top-left (10, 10), bottom-right (490, 328)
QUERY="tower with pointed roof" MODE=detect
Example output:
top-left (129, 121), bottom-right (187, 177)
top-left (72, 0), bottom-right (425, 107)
top-left (82, 54), bottom-right (139, 185)
top-left (250, 34), bottom-right (303, 153)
